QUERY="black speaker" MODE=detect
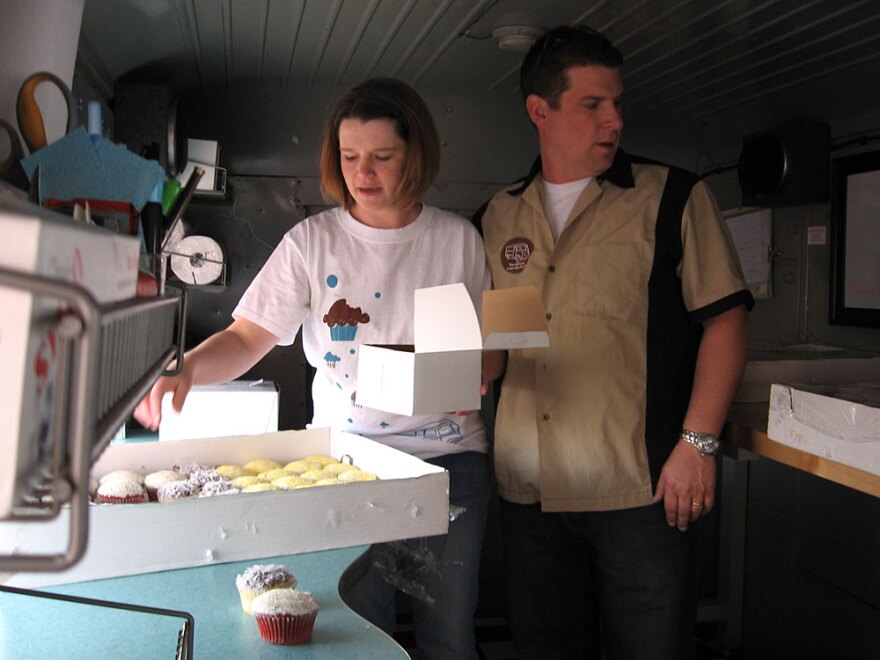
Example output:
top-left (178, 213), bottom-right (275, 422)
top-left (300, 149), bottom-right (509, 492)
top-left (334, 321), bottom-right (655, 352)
top-left (738, 119), bottom-right (831, 207)
top-left (113, 82), bottom-right (186, 175)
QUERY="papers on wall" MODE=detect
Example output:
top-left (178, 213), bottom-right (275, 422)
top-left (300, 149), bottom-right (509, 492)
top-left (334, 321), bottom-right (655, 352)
top-left (724, 207), bottom-right (773, 299)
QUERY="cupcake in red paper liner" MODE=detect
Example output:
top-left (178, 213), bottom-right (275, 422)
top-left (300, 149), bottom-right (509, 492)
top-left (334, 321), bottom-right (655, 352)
top-left (251, 588), bottom-right (319, 645)
top-left (235, 564), bottom-right (297, 615)
top-left (143, 469), bottom-right (185, 501)
top-left (323, 298), bottom-right (369, 341)
top-left (95, 479), bottom-right (148, 504)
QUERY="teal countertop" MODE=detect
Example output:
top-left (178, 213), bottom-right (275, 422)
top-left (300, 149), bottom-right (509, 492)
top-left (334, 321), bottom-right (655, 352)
top-left (0, 545), bottom-right (406, 659)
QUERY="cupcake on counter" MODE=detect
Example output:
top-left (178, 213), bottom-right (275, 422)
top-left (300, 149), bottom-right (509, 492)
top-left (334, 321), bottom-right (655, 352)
top-left (235, 564), bottom-right (297, 615)
top-left (252, 588), bottom-right (319, 645)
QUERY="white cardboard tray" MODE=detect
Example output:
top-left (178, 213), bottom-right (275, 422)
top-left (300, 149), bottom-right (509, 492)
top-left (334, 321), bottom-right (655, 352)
top-left (0, 428), bottom-right (449, 588)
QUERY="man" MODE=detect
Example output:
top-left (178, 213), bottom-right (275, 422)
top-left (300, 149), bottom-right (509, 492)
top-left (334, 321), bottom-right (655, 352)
top-left (477, 25), bottom-right (753, 659)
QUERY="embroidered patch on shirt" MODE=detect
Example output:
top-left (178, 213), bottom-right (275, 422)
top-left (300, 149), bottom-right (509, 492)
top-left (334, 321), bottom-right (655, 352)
top-left (501, 237), bottom-right (534, 273)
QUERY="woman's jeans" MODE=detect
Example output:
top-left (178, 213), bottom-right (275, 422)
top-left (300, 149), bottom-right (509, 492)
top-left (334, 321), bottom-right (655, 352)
top-left (343, 451), bottom-right (489, 659)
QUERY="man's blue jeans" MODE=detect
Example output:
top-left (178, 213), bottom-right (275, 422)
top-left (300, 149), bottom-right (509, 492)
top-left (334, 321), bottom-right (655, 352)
top-left (500, 498), bottom-right (699, 660)
top-left (343, 451), bottom-right (489, 659)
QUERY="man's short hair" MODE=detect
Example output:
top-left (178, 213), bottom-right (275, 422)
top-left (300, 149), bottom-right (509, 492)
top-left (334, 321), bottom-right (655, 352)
top-left (520, 25), bottom-right (623, 108)
top-left (319, 78), bottom-right (440, 210)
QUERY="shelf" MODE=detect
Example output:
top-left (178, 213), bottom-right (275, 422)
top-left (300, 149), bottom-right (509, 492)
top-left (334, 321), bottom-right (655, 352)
top-left (0, 266), bottom-right (186, 573)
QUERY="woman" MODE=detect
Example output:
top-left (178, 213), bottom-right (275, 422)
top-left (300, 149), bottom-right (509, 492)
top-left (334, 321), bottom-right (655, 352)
top-left (134, 78), bottom-right (496, 659)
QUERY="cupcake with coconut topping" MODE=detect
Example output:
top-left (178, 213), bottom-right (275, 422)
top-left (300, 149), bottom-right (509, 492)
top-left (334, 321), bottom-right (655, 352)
top-left (252, 588), bottom-right (319, 645)
top-left (235, 564), bottom-right (297, 615)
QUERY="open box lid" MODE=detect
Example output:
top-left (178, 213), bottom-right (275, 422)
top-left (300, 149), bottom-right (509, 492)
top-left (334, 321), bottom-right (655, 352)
top-left (482, 286), bottom-right (549, 349)
top-left (413, 283), bottom-right (549, 354)
top-left (414, 283), bottom-right (482, 353)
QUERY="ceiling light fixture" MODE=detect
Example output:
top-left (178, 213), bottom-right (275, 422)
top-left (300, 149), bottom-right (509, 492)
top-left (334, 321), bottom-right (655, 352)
top-left (490, 25), bottom-right (545, 52)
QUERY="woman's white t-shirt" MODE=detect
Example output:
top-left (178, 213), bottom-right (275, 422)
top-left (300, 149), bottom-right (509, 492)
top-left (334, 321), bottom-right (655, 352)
top-left (233, 204), bottom-right (491, 459)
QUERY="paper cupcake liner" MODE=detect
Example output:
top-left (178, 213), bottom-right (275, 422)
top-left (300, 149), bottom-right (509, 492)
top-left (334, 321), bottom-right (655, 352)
top-left (254, 611), bottom-right (317, 645)
top-left (96, 493), bottom-right (146, 505)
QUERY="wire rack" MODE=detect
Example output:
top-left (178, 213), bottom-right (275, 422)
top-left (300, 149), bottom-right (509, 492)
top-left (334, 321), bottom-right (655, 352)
top-left (0, 266), bottom-right (186, 573)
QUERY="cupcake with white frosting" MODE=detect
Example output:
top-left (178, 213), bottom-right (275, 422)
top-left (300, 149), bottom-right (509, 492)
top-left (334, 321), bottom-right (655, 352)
top-left (251, 588), bottom-right (319, 645)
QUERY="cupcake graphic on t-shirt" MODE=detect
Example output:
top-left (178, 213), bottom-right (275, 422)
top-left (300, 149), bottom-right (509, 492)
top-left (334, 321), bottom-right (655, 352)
top-left (323, 299), bottom-right (370, 341)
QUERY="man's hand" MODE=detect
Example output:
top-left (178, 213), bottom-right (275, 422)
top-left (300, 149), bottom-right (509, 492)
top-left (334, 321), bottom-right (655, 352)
top-left (652, 440), bottom-right (716, 531)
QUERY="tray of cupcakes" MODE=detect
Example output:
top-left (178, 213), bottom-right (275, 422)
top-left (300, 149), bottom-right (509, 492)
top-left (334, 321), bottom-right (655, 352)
top-left (0, 428), bottom-right (449, 588)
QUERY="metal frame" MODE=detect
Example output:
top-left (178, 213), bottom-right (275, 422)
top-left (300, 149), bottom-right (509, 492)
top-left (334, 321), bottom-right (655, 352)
top-left (0, 266), bottom-right (185, 572)
top-left (0, 584), bottom-right (195, 660)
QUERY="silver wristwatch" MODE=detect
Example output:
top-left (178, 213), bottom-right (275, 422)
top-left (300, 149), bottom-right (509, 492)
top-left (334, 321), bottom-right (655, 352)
top-left (680, 429), bottom-right (720, 456)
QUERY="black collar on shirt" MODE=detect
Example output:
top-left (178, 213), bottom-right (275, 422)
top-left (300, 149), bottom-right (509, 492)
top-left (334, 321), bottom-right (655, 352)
top-left (506, 148), bottom-right (637, 197)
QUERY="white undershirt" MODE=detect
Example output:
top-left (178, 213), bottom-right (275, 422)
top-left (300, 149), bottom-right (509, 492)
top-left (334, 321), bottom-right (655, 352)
top-left (543, 176), bottom-right (592, 242)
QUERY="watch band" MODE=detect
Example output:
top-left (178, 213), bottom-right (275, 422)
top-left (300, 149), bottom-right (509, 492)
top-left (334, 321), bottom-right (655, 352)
top-left (680, 429), bottom-right (720, 456)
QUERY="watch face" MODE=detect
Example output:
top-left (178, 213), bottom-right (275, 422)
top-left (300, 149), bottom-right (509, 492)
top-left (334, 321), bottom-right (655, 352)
top-left (699, 436), bottom-right (720, 455)
top-left (682, 430), bottom-right (719, 455)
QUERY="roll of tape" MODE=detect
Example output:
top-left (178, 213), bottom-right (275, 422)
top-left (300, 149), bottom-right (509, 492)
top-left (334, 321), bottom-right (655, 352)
top-left (170, 235), bottom-right (224, 285)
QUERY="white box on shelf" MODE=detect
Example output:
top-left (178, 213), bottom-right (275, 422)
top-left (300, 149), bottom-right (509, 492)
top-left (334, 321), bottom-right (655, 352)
top-left (356, 284), bottom-right (549, 416)
top-left (767, 382), bottom-right (880, 477)
top-left (0, 428), bottom-right (449, 587)
top-left (159, 380), bottom-right (279, 441)
top-left (176, 160), bottom-right (225, 192)
top-left (0, 196), bottom-right (140, 518)
top-left (186, 138), bottom-right (220, 167)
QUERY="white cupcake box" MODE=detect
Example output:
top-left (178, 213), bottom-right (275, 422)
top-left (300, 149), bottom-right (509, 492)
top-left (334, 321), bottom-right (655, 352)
top-left (357, 283), bottom-right (548, 415)
top-left (0, 428), bottom-right (448, 587)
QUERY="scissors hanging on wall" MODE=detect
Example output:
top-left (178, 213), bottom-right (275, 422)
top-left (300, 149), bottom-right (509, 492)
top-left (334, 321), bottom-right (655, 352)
top-left (0, 71), bottom-right (76, 192)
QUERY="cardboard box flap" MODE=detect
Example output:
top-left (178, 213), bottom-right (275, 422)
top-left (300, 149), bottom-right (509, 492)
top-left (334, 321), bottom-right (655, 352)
top-left (482, 286), bottom-right (549, 349)
top-left (771, 382), bottom-right (880, 444)
top-left (415, 283), bottom-right (481, 353)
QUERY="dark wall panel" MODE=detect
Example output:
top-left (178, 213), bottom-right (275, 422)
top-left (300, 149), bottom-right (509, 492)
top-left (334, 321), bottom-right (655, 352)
top-left (177, 176), bottom-right (312, 430)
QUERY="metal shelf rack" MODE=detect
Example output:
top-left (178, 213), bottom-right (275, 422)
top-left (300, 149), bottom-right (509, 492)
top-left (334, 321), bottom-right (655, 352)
top-left (0, 266), bottom-right (186, 573)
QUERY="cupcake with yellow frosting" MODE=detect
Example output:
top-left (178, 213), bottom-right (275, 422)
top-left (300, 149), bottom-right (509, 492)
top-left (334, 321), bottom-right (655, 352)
top-left (282, 460), bottom-right (319, 474)
top-left (215, 464), bottom-right (254, 480)
top-left (242, 482), bottom-right (278, 493)
top-left (244, 459), bottom-right (282, 474)
top-left (323, 462), bottom-right (357, 476)
top-left (302, 455), bottom-right (337, 466)
top-left (231, 475), bottom-right (266, 489)
top-left (337, 469), bottom-right (379, 482)
top-left (258, 468), bottom-right (291, 482)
